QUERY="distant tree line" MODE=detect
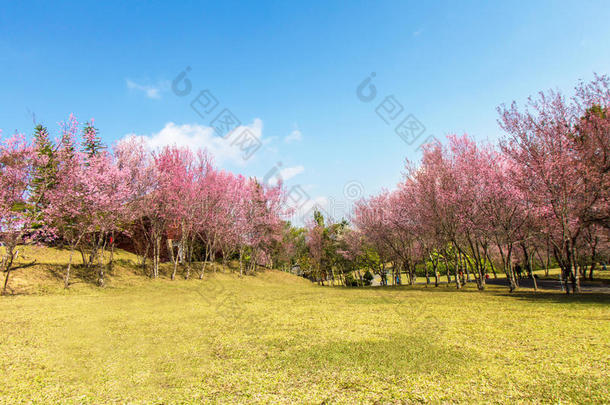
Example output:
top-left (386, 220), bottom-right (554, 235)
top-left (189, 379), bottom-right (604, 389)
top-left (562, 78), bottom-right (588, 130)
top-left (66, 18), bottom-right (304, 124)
top-left (1, 76), bottom-right (608, 295)
top-left (0, 116), bottom-right (287, 294)
top-left (290, 76), bottom-right (609, 294)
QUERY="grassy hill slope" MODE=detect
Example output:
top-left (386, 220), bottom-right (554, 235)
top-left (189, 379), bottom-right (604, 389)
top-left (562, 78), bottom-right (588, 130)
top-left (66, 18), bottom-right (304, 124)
top-left (1, 247), bottom-right (609, 403)
top-left (3, 245), bottom-right (238, 295)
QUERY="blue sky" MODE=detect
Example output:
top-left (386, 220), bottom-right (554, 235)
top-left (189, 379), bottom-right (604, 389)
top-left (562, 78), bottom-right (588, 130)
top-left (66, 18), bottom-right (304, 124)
top-left (1, 1), bottom-right (610, 222)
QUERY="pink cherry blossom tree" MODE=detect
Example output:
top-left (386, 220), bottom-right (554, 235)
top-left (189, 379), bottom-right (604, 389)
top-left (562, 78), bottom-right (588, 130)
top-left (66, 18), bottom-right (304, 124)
top-left (0, 131), bottom-right (35, 294)
top-left (498, 76), bottom-right (610, 293)
top-left (114, 136), bottom-right (156, 270)
top-left (45, 116), bottom-right (131, 287)
top-left (154, 145), bottom-right (197, 280)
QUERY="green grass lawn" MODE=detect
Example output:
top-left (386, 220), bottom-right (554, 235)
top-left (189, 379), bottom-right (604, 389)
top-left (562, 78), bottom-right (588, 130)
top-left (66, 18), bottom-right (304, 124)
top-left (1, 249), bottom-right (609, 403)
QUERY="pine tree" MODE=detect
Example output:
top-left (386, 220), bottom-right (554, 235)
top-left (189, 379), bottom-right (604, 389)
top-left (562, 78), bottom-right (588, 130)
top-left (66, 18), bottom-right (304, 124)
top-left (82, 121), bottom-right (104, 157)
top-left (29, 124), bottom-right (57, 229)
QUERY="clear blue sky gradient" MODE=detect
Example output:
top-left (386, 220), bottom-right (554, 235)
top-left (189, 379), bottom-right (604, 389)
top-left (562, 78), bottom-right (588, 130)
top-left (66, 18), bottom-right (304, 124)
top-left (1, 1), bottom-right (609, 220)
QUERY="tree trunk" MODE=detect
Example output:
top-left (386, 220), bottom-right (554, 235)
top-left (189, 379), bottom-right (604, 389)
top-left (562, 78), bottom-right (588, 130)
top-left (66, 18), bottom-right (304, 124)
top-left (505, 247), bottom-right (517, 293)
top-left (140, 242), bottom-right (149, 274)
top-left (155, 236), bottom-right (161, 278)
top-left (453, 250), bottom-right (461, 289)
top-left (200, 260), bottom-right (207, 279)
top-left (239, 248), bottom-right (244, 277)
top-left (506, 263), bottom-right (515, 293)
top-left (171, 259), bottom-right (178, 281)
top-left (545, 238), bottom-right (551, 276)
top-left (410, 262), bottom-right (416, 286)
top-left (568, 242), bottom-right (580, 294)
top-left (65, 248), bottom-right (74, 289)
top-left (151, 237), bottom-right (157, 278)
top-left (168, 239), bottom-right (177, 280)
top-left (474, 261), bottom-right (485, 290)
top-left (2, 250), bottom-right (15, 295)
top-left (185, 262), bottom-right (191, 280)
top-left (529, 250), bottom-right (537, 292)
top-left (484, 247), bottom-right (497, 279)
top-left (98, 238), bottom-right (107, 287)
top-left (462, 252), bottom-right (471, 283)
top-left (559, 266), bottom-right (567, 293)
top-left (442, 254), bottom-right (451, 285)
top-left (108, 231), bottom-right (115, 274)
top-left (2, 271), bottom-right (10, 295)
top-left (589, 262), bottom-right (596, 281)
top-left (79, 247), bottom-right (87, 267)
top-left (98, 263), bottom-right (105, 287)
top-left (2, 267), bottom-right (12, 295)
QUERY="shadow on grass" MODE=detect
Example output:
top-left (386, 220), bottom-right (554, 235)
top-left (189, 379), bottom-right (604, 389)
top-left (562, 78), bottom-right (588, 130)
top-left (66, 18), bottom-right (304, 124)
top-left (330, 281), bottom-right (610, 305)
top-left (46, 263), bottom-right (101, 286)
top-left (496, 291), bottom-right (610, 305)
top-left (116, 259), bottom-right (151, 277)
top-left (328, 283), bottom-right (483, 294)
top-left (272, 333), bottom-right (469, 381)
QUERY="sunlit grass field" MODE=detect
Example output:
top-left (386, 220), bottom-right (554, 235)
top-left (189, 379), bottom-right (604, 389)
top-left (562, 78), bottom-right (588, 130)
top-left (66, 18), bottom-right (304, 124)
top-left (1, 247), bottom-right (609, 403)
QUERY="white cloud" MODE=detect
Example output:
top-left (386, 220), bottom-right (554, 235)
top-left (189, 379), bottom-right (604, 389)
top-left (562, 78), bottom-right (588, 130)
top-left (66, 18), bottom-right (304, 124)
top-left (284, 129), bottom-right (302, 143)
top-left (126, 79), bottom-right (165, 99)
top-left (280, 165), bottom-right (304, 181)
top-left (122, 118), bottom-right (264, 166)
top-left (290, 196), bottom-right (330, 225)
top-left (264, 164), bottom-right (305, 186)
